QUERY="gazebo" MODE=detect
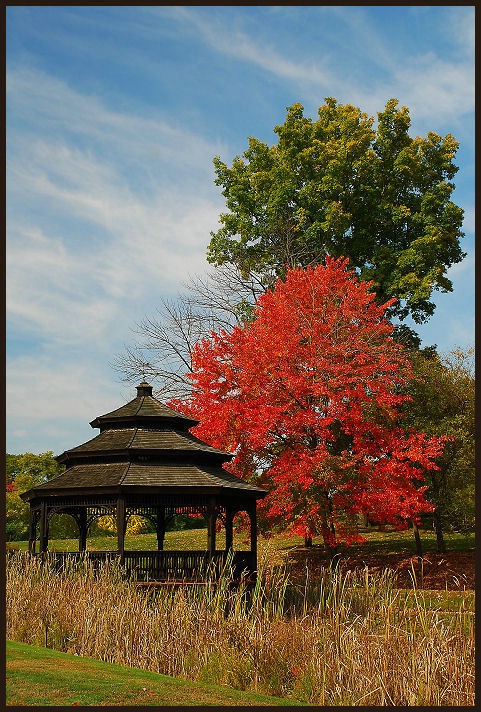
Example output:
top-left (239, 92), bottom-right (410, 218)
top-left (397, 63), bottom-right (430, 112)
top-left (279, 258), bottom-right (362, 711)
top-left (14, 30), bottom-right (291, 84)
top-left (20, 382), bottom-right (266, 582)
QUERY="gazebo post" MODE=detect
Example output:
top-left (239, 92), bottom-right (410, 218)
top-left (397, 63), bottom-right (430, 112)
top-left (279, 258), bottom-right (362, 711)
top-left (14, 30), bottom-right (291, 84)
top-left (116, 496), bottom-right (126, 563)
top-left (156, 506), bottom-right (166, 551)
top-left (225, 507), bottom-right (234, 553)
top-left (39, 501), bottom-right (49, 553)
top-left (28, 508), bottom-right (37, 554)
top-left (249, 502), bottom-right (258, 574)
top-left (207, 499), bottom-right (217, 559)
top-left (78, 508), bottom-right (88, 552)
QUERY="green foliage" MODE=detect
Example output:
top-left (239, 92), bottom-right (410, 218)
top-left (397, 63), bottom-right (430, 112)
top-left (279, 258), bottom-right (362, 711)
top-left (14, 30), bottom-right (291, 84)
top-left (6, 451), bottom-right (64, 483)
top-left (208, 98), bottom-right (465, 324)
top-left (166, 514), bottom-right (205, 531)
top-left (401, 347), bottom-right (475, 531)
top-left (90, 513), bottom-right (156, 537)
top-left (88, 513), bottom-right (204, 538)
top-left (6, 452), bottom-right (65, 541)
top-left (48, 515), bottom-right (78, 540)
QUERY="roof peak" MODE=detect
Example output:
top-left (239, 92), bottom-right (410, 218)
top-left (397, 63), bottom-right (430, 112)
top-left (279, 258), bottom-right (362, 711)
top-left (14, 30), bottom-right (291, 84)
top-left (89, 383), bottom-right (199, 430)
top-left (136, 381), bottom-right (153, 397)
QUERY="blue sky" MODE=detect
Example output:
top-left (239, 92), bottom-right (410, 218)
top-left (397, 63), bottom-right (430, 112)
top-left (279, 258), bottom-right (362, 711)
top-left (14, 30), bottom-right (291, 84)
top-left (6, 6), bottom-right (475, 456)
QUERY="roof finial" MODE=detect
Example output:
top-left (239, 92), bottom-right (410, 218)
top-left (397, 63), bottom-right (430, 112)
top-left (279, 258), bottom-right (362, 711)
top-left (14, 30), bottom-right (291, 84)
top-left (135, 361), bottom-right (153, 396)
top-left (136, 380), bottom-right (153, 397)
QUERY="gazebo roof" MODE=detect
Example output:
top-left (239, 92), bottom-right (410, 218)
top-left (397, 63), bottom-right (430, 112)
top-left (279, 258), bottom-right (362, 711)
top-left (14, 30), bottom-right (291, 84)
top-left (22, 462), bottom-right (264, 494)
top-left (89, 381), bottom-right (199, 431)
top-left (57, 427), bottom-right (231, 464)
top-left (21, 382), bottom-right (266, 502)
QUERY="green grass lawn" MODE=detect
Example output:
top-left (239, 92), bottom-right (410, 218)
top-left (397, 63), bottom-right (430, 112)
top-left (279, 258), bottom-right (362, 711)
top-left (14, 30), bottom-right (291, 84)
top-left (6, 640), bottom-right (306, 707)
top-left (7, 526), bottom-right (475, 562)
top-left (341, 528), bottom-right (475, 555)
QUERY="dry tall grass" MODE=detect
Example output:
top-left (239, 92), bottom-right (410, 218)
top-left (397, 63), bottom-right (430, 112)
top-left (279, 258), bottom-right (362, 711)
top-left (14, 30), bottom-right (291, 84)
top-left (6, 552), bottom-right (474, 706)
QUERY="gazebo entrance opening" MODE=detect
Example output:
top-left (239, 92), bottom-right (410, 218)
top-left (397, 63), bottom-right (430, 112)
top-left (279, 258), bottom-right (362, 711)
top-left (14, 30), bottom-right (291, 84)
top-left (22, 382), bottom-right (266, 582)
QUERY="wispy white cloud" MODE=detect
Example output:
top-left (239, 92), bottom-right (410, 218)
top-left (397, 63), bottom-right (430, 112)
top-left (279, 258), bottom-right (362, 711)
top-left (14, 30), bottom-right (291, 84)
top-left (6, 65), bottom-right (228, 452)
top-left (391, 54), bottom-right (474, 125)
top-left (6, 353), bottom-right (128, 454)
top-left (7, 67), bottom-right (225, 355)
top-left (7, 67), bottom-right (224, 189)
top-left (441, 6), bottom-right (475, 61)
top-left (158, 6), bottom-right (335, 90)
top-left (161, 6), bottom-right (474, 132)
top-left (320, 5), bottom-right (400, 74)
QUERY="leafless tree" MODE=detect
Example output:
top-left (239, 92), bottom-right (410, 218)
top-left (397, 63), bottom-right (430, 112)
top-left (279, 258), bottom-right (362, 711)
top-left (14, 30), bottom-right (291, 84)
top-left (111, 264), bottom-right (267, 400)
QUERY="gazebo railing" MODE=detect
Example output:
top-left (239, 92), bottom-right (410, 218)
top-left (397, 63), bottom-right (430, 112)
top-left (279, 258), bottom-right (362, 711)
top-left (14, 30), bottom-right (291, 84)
top-left (32, 550), bottom-right (255, 582)
top-left (125, 550), bottom-right (210, 580)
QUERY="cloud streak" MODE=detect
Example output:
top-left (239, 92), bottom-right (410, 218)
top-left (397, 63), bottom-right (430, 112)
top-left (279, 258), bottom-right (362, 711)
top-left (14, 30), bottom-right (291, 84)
top-left (7, 66), bottom-right (227, 452)
top-left (161, 6), bottom-right (474, 131)
top-left (7, 68), bottom-right (225, 351)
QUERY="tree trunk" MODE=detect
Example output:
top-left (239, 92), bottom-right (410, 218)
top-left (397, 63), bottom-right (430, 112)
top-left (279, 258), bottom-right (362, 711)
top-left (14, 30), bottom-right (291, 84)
top-left (412, 520), bottom-right (423, 561)
top-left (324, 522), bottom-right (339, 563)
top-left (433, 509), bottom-right (447, 553)
top-left (304, 536), bottom-right (313, 548)
top-left (361, 513), bottom-right (370, 529)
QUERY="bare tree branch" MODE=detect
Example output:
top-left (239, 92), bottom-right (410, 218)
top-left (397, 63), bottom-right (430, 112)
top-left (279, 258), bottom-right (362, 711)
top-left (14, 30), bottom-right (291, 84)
top-left (111, 264), bottom-right (268, 401)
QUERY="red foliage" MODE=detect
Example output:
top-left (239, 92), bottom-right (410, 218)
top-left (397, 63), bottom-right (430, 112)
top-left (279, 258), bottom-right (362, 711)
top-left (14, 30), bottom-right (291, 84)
top-left (171, 258), bottom-right (447, 549)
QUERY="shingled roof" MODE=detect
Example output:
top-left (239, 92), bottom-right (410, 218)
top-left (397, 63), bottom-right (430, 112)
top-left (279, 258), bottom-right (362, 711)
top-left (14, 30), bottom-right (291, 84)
top-left (89, 381), bottom-right (199, 430)
top-left (21, 382), bottom-right (266, 501)
top-left (27, 462), bottom-right (263, 494)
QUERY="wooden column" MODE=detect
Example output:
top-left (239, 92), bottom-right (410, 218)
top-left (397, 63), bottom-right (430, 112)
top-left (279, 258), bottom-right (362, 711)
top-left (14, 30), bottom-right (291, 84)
top-left (249, 502), bottom-right (257, 574)
top-left (116, 496), bottom-right (126, 563)
top-left (207, 499), bottom-right (217, 558)
top-left (225, 508), bottom-right (234, 553)
top-left (28, 507), bottom-right (37, 554)
top-left (39, 501), bottom-right (49, 553)
top-left (78, 509), bottom-right (88, 552)
top-left (156, 507), bottom-right (166, 551)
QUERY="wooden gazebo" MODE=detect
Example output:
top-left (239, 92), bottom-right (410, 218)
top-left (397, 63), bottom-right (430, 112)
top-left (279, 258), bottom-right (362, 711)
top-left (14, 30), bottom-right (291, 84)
top-left (20, 382), bottom-right (266, 581)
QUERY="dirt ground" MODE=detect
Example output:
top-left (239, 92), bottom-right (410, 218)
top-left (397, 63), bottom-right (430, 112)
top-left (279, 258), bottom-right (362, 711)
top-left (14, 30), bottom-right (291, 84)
top-left (286, 549), bottom-right (475, 590)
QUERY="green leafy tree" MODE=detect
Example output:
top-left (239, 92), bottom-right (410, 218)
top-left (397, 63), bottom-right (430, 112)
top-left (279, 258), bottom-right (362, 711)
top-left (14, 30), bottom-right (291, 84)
top-left (401, 347), bottom-right (475, 551)
top-left (6, 452), bottom-right (67, 541)
top-left (208, 98), bottom-right (465, 324)
top-left (6, 451), bottom-right (64, 484)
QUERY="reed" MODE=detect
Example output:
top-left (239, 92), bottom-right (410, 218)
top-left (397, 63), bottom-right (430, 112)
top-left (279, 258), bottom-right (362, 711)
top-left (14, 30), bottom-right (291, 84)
top-left (6, 551), bottom-right (474, 706)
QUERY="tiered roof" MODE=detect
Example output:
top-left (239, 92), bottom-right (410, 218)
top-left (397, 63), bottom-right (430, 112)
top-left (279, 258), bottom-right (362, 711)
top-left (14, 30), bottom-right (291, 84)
top-left (22, 382), bottom-right (265, 500)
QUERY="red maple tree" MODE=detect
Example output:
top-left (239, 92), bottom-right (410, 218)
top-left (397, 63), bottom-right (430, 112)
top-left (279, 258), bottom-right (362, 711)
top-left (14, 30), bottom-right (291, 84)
top-left (171, 258), bottom-right (447, 555)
